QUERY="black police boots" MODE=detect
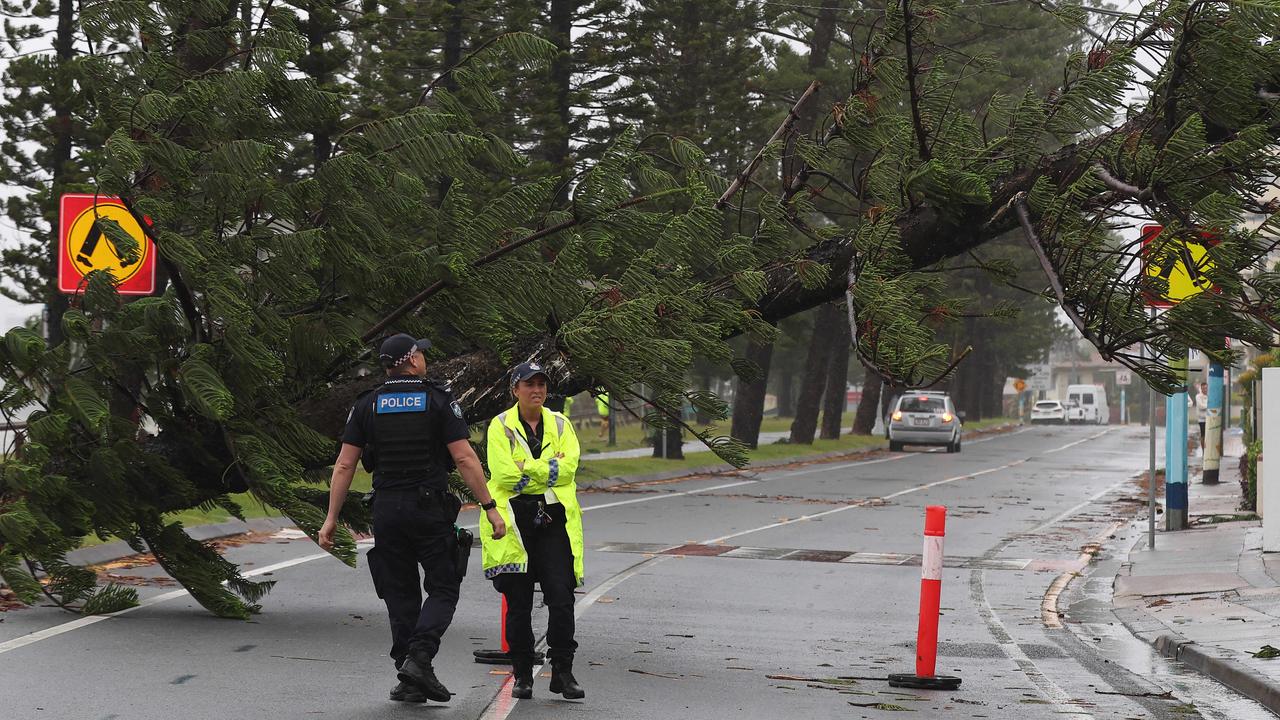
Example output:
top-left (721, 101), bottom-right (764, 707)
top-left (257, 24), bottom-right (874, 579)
top-left (389, 681), bottom-right (425, 703)
top-left (511, 657), bottom-right (534, 699)
top-left (397, 654), bottom-right (452, 703)
top-left (549, 658), bottom-right (585, 699)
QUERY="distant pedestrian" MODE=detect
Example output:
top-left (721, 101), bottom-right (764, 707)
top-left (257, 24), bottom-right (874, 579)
top-left (318, 333), bottom-right (507, 705)
top-left (482, 361), bottom-right (586, 701)
top-left (1195, 382), bottom-right (1209, 450)
top-left (595, 390), bottom-right (611, 439)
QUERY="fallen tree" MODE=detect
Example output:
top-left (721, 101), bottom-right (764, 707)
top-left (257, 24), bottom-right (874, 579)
top-left (0, 0), bottom-right (1277, 617)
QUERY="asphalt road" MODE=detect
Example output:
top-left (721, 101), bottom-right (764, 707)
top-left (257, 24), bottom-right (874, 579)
top-left (0, 424), bottom-right (1271, 719)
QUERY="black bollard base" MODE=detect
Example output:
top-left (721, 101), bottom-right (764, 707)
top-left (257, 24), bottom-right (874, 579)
top-left (887, 673), bottom-right (962, 690)
top-left (472, 649), bottom-right (545, 665)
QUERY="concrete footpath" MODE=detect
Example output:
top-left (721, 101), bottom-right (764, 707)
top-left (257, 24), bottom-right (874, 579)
top-left (1112, 430), bottom-right (1280, 715)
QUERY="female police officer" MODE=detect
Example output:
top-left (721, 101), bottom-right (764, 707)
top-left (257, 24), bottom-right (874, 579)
top-left (480, 361), bottom-right (586, 700)
top-left (318, 333), bottom-right (506, 705)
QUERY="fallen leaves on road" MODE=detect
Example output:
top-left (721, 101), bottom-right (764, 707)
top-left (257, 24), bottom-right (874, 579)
top-left (0, 587), bottom-right (26, 611)
top-left (848, 702), bottom-right (912, 711)
top-left (766, 674), bottom-right (860, 687)
top-left (97, 573), bottom-right (177, 588)
top-left (1146, 598), bottom-right (1172, 607)
top-left (628, 668), bottom-right (683, 680)
top-left (1094, 689), bottom-right (1174, 699)
top-left (1250, 644), bottom-right (1280, 659)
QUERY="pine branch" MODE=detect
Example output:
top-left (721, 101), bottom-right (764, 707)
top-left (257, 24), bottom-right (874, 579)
top-left (902, 0), bottom-right (931, 162)
top-left (1162, 0), bottom-right (1205, 138)
top-left (1092, 165), bottom-right (1153, 202)
top-left (716, 79), bottom-right (820, 209)
top-left (116, 195), bottom-right (204, 343)
top-left (360, 188), bottom-right (687, 343)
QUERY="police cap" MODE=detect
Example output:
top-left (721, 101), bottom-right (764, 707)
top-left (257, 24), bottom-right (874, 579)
top-left (378, 333), bottom-right (432, 368)
top-left (510, 361), bottom-right (551, 386)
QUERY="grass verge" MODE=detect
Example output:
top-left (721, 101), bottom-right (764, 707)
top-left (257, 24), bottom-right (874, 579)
top-left (81, 417), bottom-right (1019, 545)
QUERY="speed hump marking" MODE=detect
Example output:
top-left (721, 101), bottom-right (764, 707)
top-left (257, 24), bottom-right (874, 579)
top-left (58, 194), bottom-right (156, 295)
top-left (1141, 224), bottom-right (1215, 306)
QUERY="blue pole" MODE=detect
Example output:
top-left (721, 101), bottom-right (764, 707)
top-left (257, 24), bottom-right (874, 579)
top-left (1203, 362), bottom-right (1224, 484)
top-left (1166, 356), bottom-right (1189, 530)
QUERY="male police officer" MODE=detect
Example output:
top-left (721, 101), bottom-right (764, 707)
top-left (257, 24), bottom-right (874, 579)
top-left (319, 333), bottom-right (506, 705)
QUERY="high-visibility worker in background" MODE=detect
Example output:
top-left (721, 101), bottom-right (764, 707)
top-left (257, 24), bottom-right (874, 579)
top-left (481, 362), bottom-right (586, 701)
top-left (594, 390), bottom-right (610, 439)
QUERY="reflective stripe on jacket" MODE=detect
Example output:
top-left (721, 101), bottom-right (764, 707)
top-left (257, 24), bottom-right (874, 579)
top-left (480, 403), bottom-right (584, 586)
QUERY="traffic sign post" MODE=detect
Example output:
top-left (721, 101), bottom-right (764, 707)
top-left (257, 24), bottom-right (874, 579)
top-left (1116, 370), bottom-right (1131, 424)
top-left (1141, 225), bottom-right (1215, 534)
top-left (1166, 353), bottom-right (1190, 531)
top-left (1203, 362), bottom-right (1224, 485)
top-left (58, 194), bottom-right (156, 295)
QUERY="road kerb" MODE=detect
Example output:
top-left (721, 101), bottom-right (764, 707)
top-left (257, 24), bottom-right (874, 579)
top-left (1150, 632), bottom-right (1280, 716)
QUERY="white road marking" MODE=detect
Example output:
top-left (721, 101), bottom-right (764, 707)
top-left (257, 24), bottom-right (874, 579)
top-left (702, 429), bottom-right (1108, 544)
top-left (0, 425), bottom-right (1085, 658)
top-left (974, 570), bottom-right (1097, 718)
top-left (474, 427), bottom-right (1109, 720)
top-left (477, 556), bottom-right (669, 720)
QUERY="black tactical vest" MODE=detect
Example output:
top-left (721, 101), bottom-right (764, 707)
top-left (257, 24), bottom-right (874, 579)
top-left (368, 378), bottom-right (446, 490)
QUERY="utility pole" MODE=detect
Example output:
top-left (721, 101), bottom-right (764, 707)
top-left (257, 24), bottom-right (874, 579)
top-left (1203, 360), bottom-right (1224, 484)
top-left (1165, 352), bottom-right (1190, 530)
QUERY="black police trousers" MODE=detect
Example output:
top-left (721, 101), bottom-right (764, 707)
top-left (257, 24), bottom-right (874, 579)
top-left (367, 487), bottom-right (459, 667)
top-left (492, 497), bottom-right (578, 662)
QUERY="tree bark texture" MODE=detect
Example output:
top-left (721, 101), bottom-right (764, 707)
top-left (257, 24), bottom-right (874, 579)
top-left (44, 0), bottom-right (76, 346)
top-left (730, 338), bottom-right (775, 449)
top-left (776, 373), bottom-right (795, 417)
top-left (850, 366), bottom-right (881, 435)
top-left (652, 423), bottom-right (684, 459)
top-left (790, 303), bottom-right (838, 445)
top-left (542, 0), bottom-right (575, 204)
top-left (820, 312), bottom-right (851, 439)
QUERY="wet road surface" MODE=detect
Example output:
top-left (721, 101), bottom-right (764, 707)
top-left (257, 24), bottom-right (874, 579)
top-left (0, 424), bottom-right (1271, 719)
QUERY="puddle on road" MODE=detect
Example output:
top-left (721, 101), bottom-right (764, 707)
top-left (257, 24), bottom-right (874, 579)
top-left (1066, 528), bottom-right (1274, 720)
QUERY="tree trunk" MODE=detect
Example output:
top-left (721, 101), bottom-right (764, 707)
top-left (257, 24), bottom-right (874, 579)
top-left (652, 423), bottom-right (684, 459)
top-left (731, 338), bottom-right (774, 449)
top-left (850, 367), bottom-right (882, 435)
top-left (776, 373), bottom-right (794, 417)
top-left (695, 371), bottom-right (712, 424)
top-left (790, 304), bottom-right (838, 444)
top-left (44, 0), bottom-right (76, 346)
top-left (303, 1), bottom-right (335, 168)
top-left (820, 314), bottom-right (851, 439)
top-left (543, 0), bottom-right (575, 205)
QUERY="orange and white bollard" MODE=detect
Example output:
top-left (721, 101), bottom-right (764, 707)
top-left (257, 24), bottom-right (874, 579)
top-left (888, 505), bottom-right (962, 690)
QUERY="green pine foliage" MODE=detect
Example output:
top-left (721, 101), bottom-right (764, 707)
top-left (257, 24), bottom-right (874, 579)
top-left (0, 0), bottom-right (1277, 617)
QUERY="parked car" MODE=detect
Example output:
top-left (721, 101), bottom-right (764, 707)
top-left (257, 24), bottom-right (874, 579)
top-left (1064, 400), bottom-right (1086, 424)
top-left (1030, 400), bottom-right (1067, 424)
top-left (887, 392), bottom-right (962, 453)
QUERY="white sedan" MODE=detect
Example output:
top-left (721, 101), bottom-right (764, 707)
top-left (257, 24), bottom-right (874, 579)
top-left (1030, 400), bottom-right (1067, 424)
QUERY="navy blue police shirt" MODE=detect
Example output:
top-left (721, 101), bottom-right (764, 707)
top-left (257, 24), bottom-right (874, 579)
top-left (341, 376), bottom-right (471, 491)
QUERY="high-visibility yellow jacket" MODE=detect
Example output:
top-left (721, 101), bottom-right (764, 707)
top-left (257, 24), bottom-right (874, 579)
top-left (480, 404), bottom-right (584, 586)
top-left (595, 392), bottom-right (610, 417)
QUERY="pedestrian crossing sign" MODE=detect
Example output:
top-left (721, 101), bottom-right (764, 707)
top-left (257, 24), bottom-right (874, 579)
top-left (1140, 224), bottom-right (1215, 307)
top-left (57, 193), bottom-right (156, 295)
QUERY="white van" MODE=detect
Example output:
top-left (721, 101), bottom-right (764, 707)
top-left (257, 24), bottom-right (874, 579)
top-left (1066, 384), bottom-right (1109, 425)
